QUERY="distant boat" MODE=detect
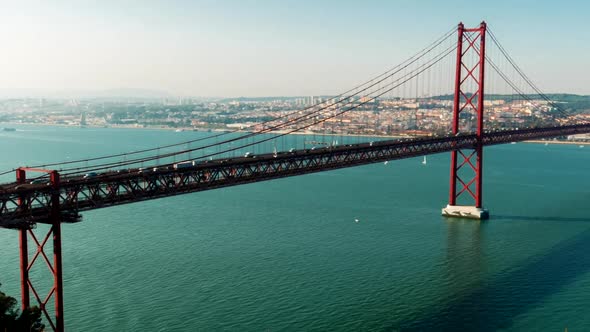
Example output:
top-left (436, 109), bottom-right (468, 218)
top-left (422, 156), bottom-right (427, 165)
top-left (580, 145), bottom-right (584, 148)
top-left (544, 142), bottom-right (549, 146)
top-left (510, 142), bottom-right (516, 144)
top-left (384, 161), bottom-right (389, 165)
top-left (175, 129), bottom-right (184, 132)
top-left (2, 127), bottom-right (16, 132)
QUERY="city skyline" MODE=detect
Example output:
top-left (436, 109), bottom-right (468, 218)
top-left (1, 0), bottom-right (589, 97)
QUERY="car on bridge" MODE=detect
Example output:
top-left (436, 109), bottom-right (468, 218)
top-left (83, 172), bottom-right (98, 179)
top-left (29, 178), bottom-right (49, 185)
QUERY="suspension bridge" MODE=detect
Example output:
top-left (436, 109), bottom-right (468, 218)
top-left (1, 22), bottom-right (589, 331)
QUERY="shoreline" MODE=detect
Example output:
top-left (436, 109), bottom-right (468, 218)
top-left (523, 139), bottom-right (590, 146)
top-left (0, 121), bottom-right (412, 139)
top-left (2, 121), bottom-right (590, 145)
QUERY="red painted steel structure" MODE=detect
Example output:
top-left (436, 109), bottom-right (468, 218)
top-left (1, 21), bottom-right (589, 331)
top-left (2, 125), bottom-right (590, 229)
top-left (2, 126), bottom-right (590, 331)
top-left (16, 169), bottom-right (29, 311)
top-left (16, 168), bottom-right (65, 332)
top-left (449, 22), bottom-right (487, 208)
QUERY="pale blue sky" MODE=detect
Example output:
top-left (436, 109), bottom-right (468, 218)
top-left (0, 0), bottom-right (588, 97)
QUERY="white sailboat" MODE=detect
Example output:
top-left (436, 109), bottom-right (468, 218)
top-left (422, 156), bottom-right (427, 165)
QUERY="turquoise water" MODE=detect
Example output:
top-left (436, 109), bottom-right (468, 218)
top-left (1, 125), bottom-right (590, 331)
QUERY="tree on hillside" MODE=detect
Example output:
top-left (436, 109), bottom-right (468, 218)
top-left (0, 283), bottom-right (44, 332)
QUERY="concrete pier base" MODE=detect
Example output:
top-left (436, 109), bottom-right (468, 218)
top-left (442, 205), bottom-right (489, 220)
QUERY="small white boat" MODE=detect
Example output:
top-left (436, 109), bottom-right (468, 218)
top-left (510, 142), bottom-right (516, 145)
top-left (422, 156), bottom-right (427, 165)
top-left (580, 145), bottom-right (584, 148)
top-left (544, 142), bottom-right (549, 146)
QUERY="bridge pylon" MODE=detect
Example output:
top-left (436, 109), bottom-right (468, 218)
top-left (16, 168), bottom-right (65, 332)
top-left (442, 21), bottom-right (490, 220)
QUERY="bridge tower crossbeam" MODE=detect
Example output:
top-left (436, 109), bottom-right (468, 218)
top-left (442, 21), bottom-right (490, 219)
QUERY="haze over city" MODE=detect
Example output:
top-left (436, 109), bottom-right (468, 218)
top-left (1, 0), bottom-right (589, 97)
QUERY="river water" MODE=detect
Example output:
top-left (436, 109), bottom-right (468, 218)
top-left (0, 125), bottom-right (589, 331)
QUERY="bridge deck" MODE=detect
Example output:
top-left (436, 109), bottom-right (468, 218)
top-left (1, 124), bottom-right (589, 228)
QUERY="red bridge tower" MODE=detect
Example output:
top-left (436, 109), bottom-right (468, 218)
top-left (442, 22), bottom-right (490, 219)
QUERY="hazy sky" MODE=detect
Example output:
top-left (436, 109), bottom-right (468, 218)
top-left (0, 0), bottom-right (588, 97)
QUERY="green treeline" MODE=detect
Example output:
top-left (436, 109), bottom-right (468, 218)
top-left (0, 284), bottom-right (44, 332)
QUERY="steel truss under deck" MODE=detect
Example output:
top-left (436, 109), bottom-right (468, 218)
top-left (1, 124), bottom-right (589, 229)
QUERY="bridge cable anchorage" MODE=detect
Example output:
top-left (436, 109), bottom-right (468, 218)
top-left (0, 27), bottom-right (457, 178)
top-left (59, 43), bottom-right (456, 176)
